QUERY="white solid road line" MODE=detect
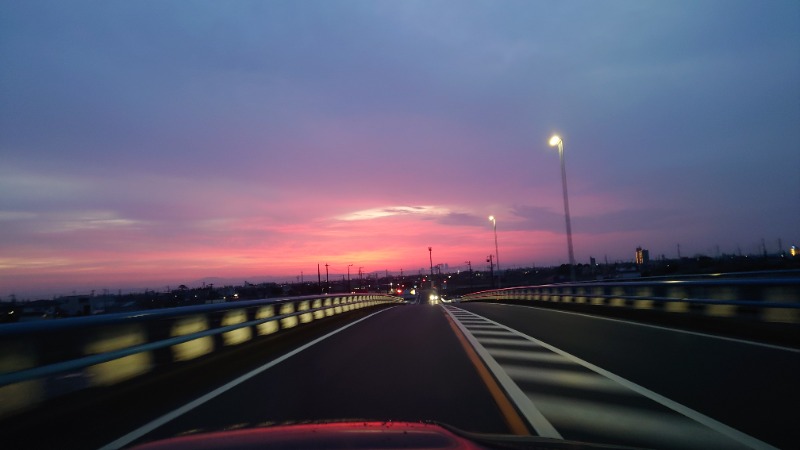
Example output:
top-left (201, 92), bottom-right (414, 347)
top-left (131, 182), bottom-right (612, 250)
top-left (442, 306), bottom-right (563, 439)
top-left (451, 305), bottom-right (779, 450)
top-left (98, 306), bottom-right (398, 450)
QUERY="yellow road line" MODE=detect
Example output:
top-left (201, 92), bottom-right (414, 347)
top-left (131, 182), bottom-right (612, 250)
top-left (443, 310), bottom-right (531, 436)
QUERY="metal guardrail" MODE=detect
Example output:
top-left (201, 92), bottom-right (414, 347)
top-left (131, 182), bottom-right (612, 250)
top-left (0, 293), bottom-right (402, 418)
top-left (461, 279), bottom-right (800, 324)
top-left (574, 269), bottom-right (800, 283)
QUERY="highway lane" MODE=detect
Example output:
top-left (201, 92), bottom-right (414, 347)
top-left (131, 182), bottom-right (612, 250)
top-left (454, 302), bottom-right (798, 449)
top-left (95, 303), bottom-right (512, 448)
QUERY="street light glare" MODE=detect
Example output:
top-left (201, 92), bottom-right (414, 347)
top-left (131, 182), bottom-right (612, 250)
top-left (488, 215), bottom-right (494, 222)
top-left (549, 135), bottom-right (562, 146)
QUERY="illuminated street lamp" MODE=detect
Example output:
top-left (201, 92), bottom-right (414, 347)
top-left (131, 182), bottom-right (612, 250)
top-left (428, 247), bottom-right (435, 289)
top-left (486, 255), bottom-right (495, 289)
top-left (549, 135), bottom-right (576, 281)
top-left (489, 216), bottom-right (501, 288)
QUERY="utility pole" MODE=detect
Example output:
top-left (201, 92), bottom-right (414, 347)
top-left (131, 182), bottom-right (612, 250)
top-left (347, 264), bottom-right (353, 292)
top-left (317, 264), bottom-right (322, 294)
top-left (325, 263), bottom-right (330, 293)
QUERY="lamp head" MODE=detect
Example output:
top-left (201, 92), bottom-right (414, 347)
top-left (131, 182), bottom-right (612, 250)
top-left (549, 135), bottom-right (562, 147)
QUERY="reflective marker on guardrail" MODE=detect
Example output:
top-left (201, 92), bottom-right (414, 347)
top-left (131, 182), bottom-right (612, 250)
top-left (170, 315), bottom-right (213, 362)
top-left (256, 305), bottom-right (278, 336)
top-left (0, 341), bottom-right (43, 417)
top-left (85, 324), bottom-right (153, 386)
top-left (222, 309), bottom-right (251, 346)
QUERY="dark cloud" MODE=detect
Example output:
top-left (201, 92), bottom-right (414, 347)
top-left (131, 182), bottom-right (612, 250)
top-left (512, 204), bottom-right (693, 235)
top-left (511, 205), bottom-right (564, 233)
top-left (436, 212), bottom-right (486, 227)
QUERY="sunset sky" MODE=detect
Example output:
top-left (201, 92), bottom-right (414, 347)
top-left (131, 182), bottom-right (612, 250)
top-left (2, 1), bottom-right (799, 298)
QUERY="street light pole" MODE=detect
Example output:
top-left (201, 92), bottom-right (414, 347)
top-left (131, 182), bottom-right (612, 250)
top-left (428, 247), bottom-right (434, 290)
top-left (347, 264), bottom-right (353, 293)
top-left (549, 135), bottom-right (576, 281)
top-left (486, 255), bottom-right (494, 289)
top-left (465, 260), bottom-right (473, 291)
top-left (489, 216), bottom-right (501, 288)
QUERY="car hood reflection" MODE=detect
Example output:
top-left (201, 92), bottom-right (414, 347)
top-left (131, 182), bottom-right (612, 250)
top-left (130, 420), bottom-right (645, 449)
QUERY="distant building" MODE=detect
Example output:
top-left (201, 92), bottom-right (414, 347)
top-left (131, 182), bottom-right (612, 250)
top-left (635, 247), bottom-right (650, 265)
top-left (58, 295), bottom-right (108, 316)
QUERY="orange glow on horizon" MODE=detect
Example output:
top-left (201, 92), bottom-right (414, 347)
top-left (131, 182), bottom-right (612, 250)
top-left (2, 207), bottom-right (581, 298)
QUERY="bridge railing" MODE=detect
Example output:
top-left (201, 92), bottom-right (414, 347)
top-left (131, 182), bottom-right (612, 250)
top-left (461, 278), bottom-right (800, 324)
top-left (0, 293), bottom-right (402, 418)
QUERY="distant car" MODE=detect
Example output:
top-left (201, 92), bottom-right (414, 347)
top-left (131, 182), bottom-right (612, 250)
top-left (420, 288), bottom-right (440, 305)
top-left (396, 288), bottom-right (418, 303)
top-left (0, 303), bottom-right (19, 323)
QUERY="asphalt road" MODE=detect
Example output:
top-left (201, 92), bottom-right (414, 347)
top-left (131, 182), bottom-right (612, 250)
top-left (113, 303), bottom-right (510, 448)
top-left (4, 304), bottom-right (513, 449)
top-left (454, 302), bottom-right (799, 449)
top-left (4, 301), bottom-right (796, 449)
